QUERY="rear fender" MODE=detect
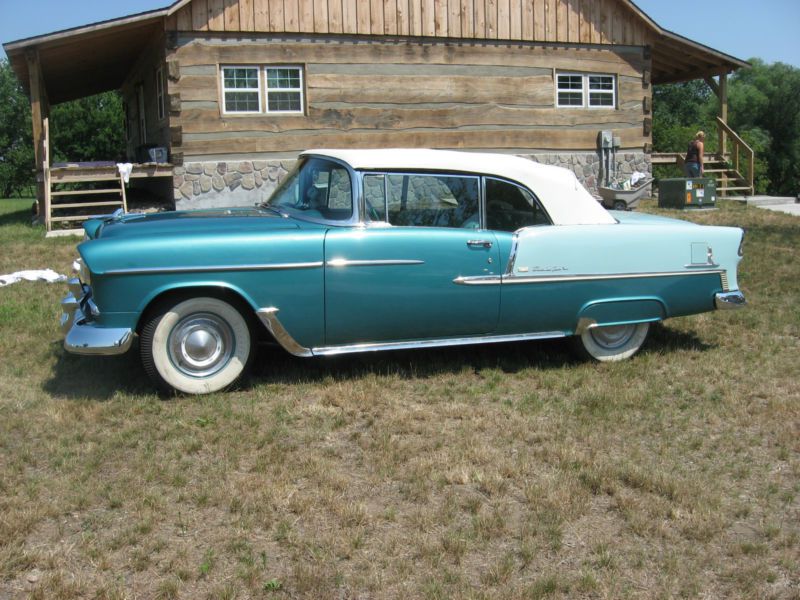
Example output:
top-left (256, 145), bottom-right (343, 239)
top-left (576, 297), bottom-right (666, 334)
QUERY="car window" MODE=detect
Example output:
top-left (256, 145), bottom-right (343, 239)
top-left (264, 157), bottom-right (352, 221)
top-left (363, 172), bottom-right (480, 229)
top-left (485, 178), bottom-right (550, 231)
top-left (363, 174), bottom-right (387, 221)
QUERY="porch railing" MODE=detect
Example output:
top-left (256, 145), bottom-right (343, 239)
top-left (717, 116), bottom-right (754, 195)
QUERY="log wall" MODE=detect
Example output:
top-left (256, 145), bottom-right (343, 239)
top-left (168, 35), bottom-right (650, 160)
top-left (121, 37), bottom-right (170, 158)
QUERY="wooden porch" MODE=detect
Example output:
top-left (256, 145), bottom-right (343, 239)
top-left (652, 118), bottom-right (756, 198)
top-left (42, 164), bottom-right (173, 237)
top-left (651, 69), bottom-right (755, 198)
top-left (37, 119), bottom-right (172, 237)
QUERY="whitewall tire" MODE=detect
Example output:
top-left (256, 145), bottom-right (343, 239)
top-left (140, 297), bottom-right (253, 395)
top-left (574, 322), bottom-right (650, 362)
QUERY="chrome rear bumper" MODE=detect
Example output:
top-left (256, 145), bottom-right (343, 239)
top-left (715, 290), bottom-right (746, 310)
top-left (60, 280), bottom-right (133, 356)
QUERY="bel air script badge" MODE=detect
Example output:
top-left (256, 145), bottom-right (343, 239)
top-left (517, 266), bottom-right (568, 273)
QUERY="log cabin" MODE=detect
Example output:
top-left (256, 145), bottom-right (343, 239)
top-left (3, 0), bottom-right (750, 232)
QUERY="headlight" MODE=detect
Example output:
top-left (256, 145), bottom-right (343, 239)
top-left (72, 258), bottom-right (92, 285)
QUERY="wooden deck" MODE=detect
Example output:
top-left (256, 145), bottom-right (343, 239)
top-left (48, 162), bottom-right (172, 182)
top-left (42, 162), bottom-right (173, 236)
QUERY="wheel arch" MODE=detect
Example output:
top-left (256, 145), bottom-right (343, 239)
top-left (575, 297), bottom-right (667, 334)
top-left (135, 284), bottom-right (261, 336)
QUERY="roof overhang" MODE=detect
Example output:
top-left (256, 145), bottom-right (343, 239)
top-left (625, 1), bottom-right (750, 84)
top-left (3, 8), bottom-right (169, 104)
top-left (3, 0), bottom-right (749, 105)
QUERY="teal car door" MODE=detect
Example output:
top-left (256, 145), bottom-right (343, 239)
top-left (324, 172), bottom-right (500, 346)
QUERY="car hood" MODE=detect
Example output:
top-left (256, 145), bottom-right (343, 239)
top-left (84, 207), bottom-right (302, 240)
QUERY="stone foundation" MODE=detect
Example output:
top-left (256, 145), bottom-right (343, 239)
top-left (173, 152), bottom-right (651, 209)
top-left (522, 151), bottom-right (651, 196)
top-left (173, 160), bottom-right (295, 210)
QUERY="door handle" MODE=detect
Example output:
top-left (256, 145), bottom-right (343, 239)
top-left (467, 239), bottom-right (493, 249)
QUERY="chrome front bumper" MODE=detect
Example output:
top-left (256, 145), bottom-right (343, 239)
top-left (715, 290), bottom-right (747, 310)
top-left (60, 278), bottom-right (133, 356)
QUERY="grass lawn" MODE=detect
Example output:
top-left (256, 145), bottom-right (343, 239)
top-left (0, 197), bottom-right (797, 599)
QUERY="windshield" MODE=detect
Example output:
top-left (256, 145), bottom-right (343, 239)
top-left (262, 157), bottom-right (353, 222)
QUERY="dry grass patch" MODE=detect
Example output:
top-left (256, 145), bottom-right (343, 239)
top-left (0, 198), bottom-right (798, 598)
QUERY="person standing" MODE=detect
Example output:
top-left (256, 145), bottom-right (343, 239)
top-left (684, 131), bottom-right (705, 177)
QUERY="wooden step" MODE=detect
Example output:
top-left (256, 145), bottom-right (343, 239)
top-left (50, 213), bottom-right (117, 223)
top-left (51, 201), bottom-right (123, 209)
top-left (50, 174), bottom-right (122, 183)
top-left (51, 188), bottom-right (121, 196)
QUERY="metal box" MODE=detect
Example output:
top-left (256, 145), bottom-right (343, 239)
top-left (658, 178), bottom-right (716, 209)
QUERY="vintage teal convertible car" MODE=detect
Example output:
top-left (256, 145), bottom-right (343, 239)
top-left (60, 149), bottom-right (746, 394)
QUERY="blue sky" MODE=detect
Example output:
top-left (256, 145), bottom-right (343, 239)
top-left (1, 0), bottom-right (798, 67)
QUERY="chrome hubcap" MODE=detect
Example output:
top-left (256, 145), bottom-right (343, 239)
top-left (589, 324), bottom-right (636, 350)
top-left (168, 313), bottom-right (234, 378)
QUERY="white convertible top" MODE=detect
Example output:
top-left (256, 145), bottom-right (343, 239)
top-left (303, 148), bottom-right (616, 226)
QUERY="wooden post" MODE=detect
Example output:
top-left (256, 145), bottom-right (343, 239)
top-left (718, 72), bottom-right (728, 157)
top-left (25, 48), bottom-right (50, 225)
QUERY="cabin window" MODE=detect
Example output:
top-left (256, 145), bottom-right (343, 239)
top-left (221, 66), bottom-right (262, 114)
top-left (156, 66), bottom-right (166, 121)
top-left (556, 73), bottom-right (616, 108)
top-left (265, 67), bottom-right (304, 114)
top-left (220, 66), bottom-right (305, 115)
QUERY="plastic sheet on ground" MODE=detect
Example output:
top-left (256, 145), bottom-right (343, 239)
top-left (0, 269), bottom-right (67, 287)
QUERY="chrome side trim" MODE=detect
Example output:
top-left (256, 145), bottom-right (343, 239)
top-left (326, 259), bottom-right (425, 267)
top-left (455, 269), bottom-right (726, 286)
top-left (256, 307), bottom-right (313, 357)
top-left (104, 262), bottom-right (324, 276)
top-left (504, 269), bottom-right (726, 285)
top-left (504, 231), bottom-right (520, 275)
top-left (715, 291), bottom-right (746, 310)
top-left (311, 331), bottom-right (566, 357)
top-left (256, 306), bottom-right (565, 358)
top-left (453, 275), bottom-right (503, 286)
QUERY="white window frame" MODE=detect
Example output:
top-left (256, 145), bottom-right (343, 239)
top-left (264, 66), bottom-right (305, 115)
top-left (556, 72), bottom-right (616, 109)
top-left (221, 65), bottom-right (263, 115)
top-left (156, 66), bottom-right (166, 121)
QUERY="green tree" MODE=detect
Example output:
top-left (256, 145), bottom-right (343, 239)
top-left (727, 59), bottom-right (800, 196)
top-left (0, 59), bottom-right (126, 198)
top-left (0, 59), bottom-right (34, 197)
top-left (653, 59), bottom-right (800, 195)
top-left (51, 92), bottom-right (126, 163)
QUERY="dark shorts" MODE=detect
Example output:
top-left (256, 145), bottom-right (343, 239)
top-left (684, 161), bottom-right (701, 177)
